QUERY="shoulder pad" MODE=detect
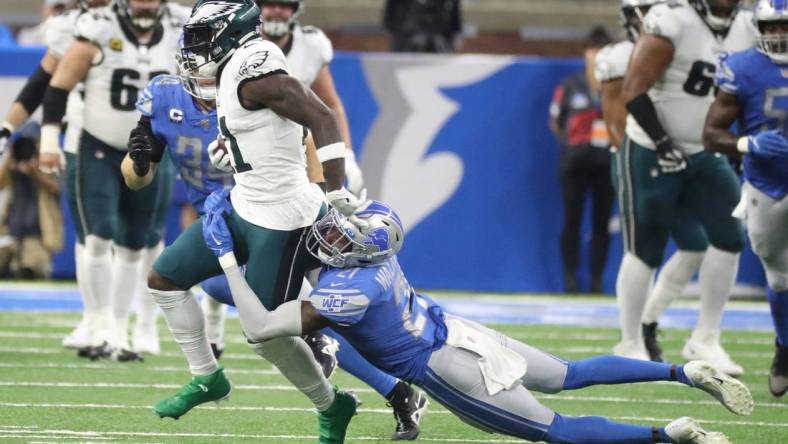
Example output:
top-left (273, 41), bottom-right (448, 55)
top-left (44, 11), bottom-right (79, 57)
top-left (235, 39), bottom-right (289, 80)
top-left (642, 2), bottom-right (684, 44)
top-left (164, 3), bottom-right (191, 27)
top-left (136, 74), bottom-right (182, 117)
top-left (299, 25), bottom-right (333, 64)
top-left (74, 7), bottom-right (113, 46)
top-left (594, 41), bottom-right (632, 83)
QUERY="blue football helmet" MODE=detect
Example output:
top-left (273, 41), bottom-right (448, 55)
top-left (176, 33), bottom-right (218, 101)
top-left (754, 0), bottom-right (788, 63)
top-left (307, 201), bottom-right (405, 268)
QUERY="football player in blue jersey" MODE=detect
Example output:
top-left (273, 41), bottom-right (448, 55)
top-left (702, 0), bottom-right (788, 398)
top-left (121, 46), bottom-right (428, 438)
top-left (203, 193), bottom-right (754, 444)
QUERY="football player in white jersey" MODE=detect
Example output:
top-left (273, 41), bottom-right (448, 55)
top-left (616, 0), bottom-right (754, 374)
top-left (258, 0), bottom-right (364, 195)
top-left (147, 1), bottom-right (359, 440)
top-left (0, 0), bottom-right (110, 351)
top-left (39, 0), bottom-right (185, 361)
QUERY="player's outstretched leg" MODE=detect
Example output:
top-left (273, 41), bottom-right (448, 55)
top-left (153, 365), bottom-right (231, 420)
top-left (324, 328), bottom-right (428, 441)
top-left (768, 288), bottom-right (788, 396)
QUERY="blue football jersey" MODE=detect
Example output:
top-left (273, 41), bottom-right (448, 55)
top-left (309, 256), bottom-right (447, 385)
top-left (136, 75), bottom-right (233, 214)
top-left (717, 48), bottom-right (788, 199)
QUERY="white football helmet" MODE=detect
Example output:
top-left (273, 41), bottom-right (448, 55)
top-left (620, 0), bottom-right (665, 41)
top-left (754, 0), bottom-right (788, 63)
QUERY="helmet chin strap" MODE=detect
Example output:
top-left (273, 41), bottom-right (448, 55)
top-left (705, 13), bottom-right (733, 30)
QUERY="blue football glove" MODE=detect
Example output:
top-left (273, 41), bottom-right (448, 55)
top-left (748, 129), bottom-right (788, 158)
top-left (202, 190), bottom-right (234, 258)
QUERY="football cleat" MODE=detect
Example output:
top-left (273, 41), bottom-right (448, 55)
top-left (86, 341), bottom-right (114, 361)
top-left (303, 332), bottom-right (339, 379)
top-left (769, 340), bottom-right (788, 397)
top-left (642, 322), bottom-right (665, 362)
top-left (613, 339), bottom-right (650, 361)
top-left (132, 323), bottom-right (160, 356)
top-left (684, 360), bottom-right (753, 416)
top-left (317, 387), bottom-right (357, 444)
top-left (111, 347), bottom-right (144, 362)
top-left (153, 365), bottom-right (232, 420)
top-left (387, 381), bottom-right (428, 441)
top-left (62, 318), bottom-right (92, 349)
top-left (665, 416), bottom-right (731, 444)
top-left (682, 330), bottom-right (743, 377)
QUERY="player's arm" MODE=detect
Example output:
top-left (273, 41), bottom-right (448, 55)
top-left (304, 132), bottom-right (326, 184)
top-left (40, 40), bottom-right (98, 172)
top-left (702, 91), bottom-right (741, 156)
top-left (600, 78), bottom-right (627, 150)
top-left (239, 73), bottom-right (344, 191)
top-left (121, 116), bottom-right (164, 190)
top-left (1, 51), bottom-right (60, 143)
top-left (621, 35), bottom-right (674, 147)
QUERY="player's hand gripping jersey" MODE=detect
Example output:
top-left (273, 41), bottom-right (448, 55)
top-left (717, 48), bottom-right (788, 199)
top-left (625, 1), bottom-right (755, 154)
top-left (285, 25), bottom-right (333, 86)
top-left (137, 75), bottom-right (233, 214)
top-left (76, 5), bottom-right (184, 150)
top-left (217, 39), bottom-right (325, 230)
top-left (309, 256), bottom-right (447, 385)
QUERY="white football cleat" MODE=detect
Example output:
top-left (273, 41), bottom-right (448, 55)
top-left (682, 330), bottom-right (744, 377)
top-left (132, 323), bottom-right (160, 356)
top-left (684, 360), bottom-right (754, 416)
top-left (665, 417), bottom-right (731, 444)
top-left (613, 340), bottom-right (650, 361)
top-left (62, 318), bottom-right (92, 349)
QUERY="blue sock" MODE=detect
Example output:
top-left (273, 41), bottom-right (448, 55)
top-left (323, 328), bottom-right (398, 398)
top-left (201, 275), bottom-right (235, 306)
top-left (768, 288), bottom-right (788, 346)
top-left (564, 356), bottom-right (691, 389)
top-left (544, 413), bottom-right (670, 443)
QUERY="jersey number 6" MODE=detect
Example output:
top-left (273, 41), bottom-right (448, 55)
top-left (683, 61), bottom-right (716, 98)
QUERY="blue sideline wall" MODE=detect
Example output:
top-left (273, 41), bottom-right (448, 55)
top-left (0, 47), bottom-right (766, 294)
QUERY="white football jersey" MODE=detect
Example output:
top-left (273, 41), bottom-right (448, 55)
top-left (218, 39), bottom-right (325, 231)
top-left (76, 6), bottom-right (183, 150)
top-left (595, 40), bottom-right (633, 84)
top-left (625, 1), bottom-right (756, 154)
top-left (45, 10), bottom-right (84, 155)
top-left (285, 25), bottom-right (333, 87)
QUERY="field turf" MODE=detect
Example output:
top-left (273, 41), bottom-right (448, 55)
top-left (0, 310), bottom-right (785, 443)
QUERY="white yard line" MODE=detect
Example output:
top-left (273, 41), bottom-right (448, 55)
top-left (0, 362), bottom-right (280, 376)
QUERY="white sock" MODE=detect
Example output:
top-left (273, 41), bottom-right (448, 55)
top-left (135, 243), bottom-right (163, 330)
top-left (250, 336), bottom-right (335, 411)
top-left (84, 235), bottom-right (114, 345)
top-left (111, 245), bottom-right (142, 348)
top-left (616, 253), bottom-right (655, 343)
top-left (642, 250), bottom-right (705, 324)
top-left (150, 288), bottom-right (218, 376)
top-left (74, 242), bottom-right (96, 324)
top-left (695, 246), bottom-right (740, 335)
top-left (202, 295), bottom-right (227, 346)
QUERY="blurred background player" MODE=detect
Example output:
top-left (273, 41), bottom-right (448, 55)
top-left (204, 195), bottom-right (754, 444)
top-left (0, 0), bottom-right (110, 351)
top-left (615, 0), bottom-right (754, 373)
top-left (16, 0), bottom-right (73, 47)
top-left (39, 0), bottom-right (187, 360)
top-left (702, 0), bottom-right (788, 396)
top-left (549, 26), bottom-right (614, 294)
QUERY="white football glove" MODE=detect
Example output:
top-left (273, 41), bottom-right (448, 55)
top-left (208, 138), bottom-right (234, 173)
top-left (344, 149), bottom-right (365, 197)
top-left (327, 187), bottom-right (368, 229)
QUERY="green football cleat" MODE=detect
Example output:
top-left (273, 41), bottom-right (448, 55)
top-left (317, 387), bottom-right (358, 443)
top-left (153, 365), bottom-right (231, 420)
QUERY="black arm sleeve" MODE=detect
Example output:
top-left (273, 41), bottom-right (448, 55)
top-left (42, 86), bottom-right (70, 125)
top-left (626, 93), bottom-right (670, 145)
top-left (15, 65), bottom-right (53, 115)
top-left (137, 115), bottom-right (166, 163)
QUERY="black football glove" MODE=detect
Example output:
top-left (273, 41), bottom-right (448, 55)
top-left (128, 123), bottom-right (152, 176)
top-left (655, 136), bottom-right (687, 174)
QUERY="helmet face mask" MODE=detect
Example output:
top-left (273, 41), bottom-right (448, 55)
top-left (115, 0), bottom-right (166, 34)
top-left (258, 0), bottom-right (302, 38)
top-left (620, 1), bottom-right (664, 41)
top-left (177, 34), bottom-right (218, 101)
top-left (754, 0), bottom-right (788, 63)
top-left (307, 202), bottom-right (405, 269)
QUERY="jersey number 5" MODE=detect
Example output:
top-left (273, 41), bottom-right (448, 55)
top-left (110, 69), bottom-right (168, 111)
top-left (683, 61), bottom-right (716, 97)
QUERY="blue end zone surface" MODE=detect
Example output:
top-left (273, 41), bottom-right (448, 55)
top-left (0, 285), bottom-right (772, 332)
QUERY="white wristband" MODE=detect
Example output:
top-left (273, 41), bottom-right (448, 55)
top-left (736, 137), bottom-right (749, 154)
top-left (316, 142), bottom-right (346, 162)
top-left (40, 124), bottom-right (61, 155)
top-left (1, 121), bottom-right (14, 133)
top-left (218, 252), bottom-right (238, 270)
